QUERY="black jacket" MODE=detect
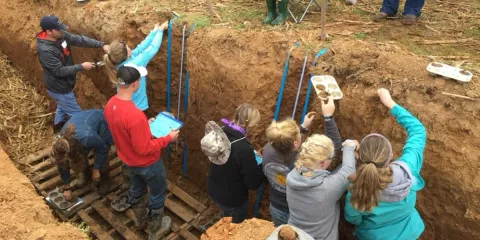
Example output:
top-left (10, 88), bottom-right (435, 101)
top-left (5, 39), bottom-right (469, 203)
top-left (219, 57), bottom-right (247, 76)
top-left (35, 31), bottom-right (104, 94)
top-left (207, 125), bottom-right (264, 208)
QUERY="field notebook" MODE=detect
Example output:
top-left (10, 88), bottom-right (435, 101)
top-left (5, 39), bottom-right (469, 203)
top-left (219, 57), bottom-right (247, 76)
top-left (149, 112), bottom-right (183, 138)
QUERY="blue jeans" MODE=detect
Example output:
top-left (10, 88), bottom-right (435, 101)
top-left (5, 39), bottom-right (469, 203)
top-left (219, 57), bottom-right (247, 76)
top-left (381, 0), bottom-right (425, 16)
top-left (126, 159), bottom-right (167, 210)
top-left (47, 90), bottom-right (82, 125)
top-left (269, 204), bottom-right (289, 227)
top-left (215, 201), bottom-right (248, 223)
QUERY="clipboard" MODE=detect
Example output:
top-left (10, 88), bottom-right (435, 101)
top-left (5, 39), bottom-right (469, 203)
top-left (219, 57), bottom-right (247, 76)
top-left (149, 112), bottom-right (183, 138)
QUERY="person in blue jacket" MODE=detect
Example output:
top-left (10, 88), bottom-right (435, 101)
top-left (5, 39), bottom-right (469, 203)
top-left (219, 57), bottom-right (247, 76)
top-left (103, 21), bottom-right (169, 112)
top-left (344, 88), bottom-right (427, 240)
top-left (50, 109), bottom-right (113, 201)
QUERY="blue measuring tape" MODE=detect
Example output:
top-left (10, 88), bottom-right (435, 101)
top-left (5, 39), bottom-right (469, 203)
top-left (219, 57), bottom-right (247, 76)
top-left (300, 48), bottom-right (327, 124)
top-left (254, 44), bottom-right (298, 217)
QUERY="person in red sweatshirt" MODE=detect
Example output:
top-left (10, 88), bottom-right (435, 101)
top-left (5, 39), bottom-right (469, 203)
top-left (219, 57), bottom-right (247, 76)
top-left (104, 65), bottom-right (179, 239)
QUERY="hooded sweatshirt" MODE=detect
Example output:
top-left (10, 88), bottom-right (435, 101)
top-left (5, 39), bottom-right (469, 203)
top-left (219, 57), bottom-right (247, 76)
top-left (36, 31), bottom-right (104, 94)
top-left (207, 124), bottom-right (264, 208)
top-left (344, 104), bottom-right (426, 240)
top-left (287, 144), bottom-right (356, 240)
top-left (262, 118), bottom-right (341, 214)
top-left (116, 29), bottom-right (164, 111)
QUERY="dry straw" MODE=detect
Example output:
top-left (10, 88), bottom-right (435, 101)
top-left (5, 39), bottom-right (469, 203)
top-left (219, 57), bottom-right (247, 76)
top-left (0, 53), bottom-right (53, 166)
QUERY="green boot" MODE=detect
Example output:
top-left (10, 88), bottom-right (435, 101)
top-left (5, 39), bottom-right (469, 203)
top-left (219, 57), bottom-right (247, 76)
top-left (263, 0), bottom-right (277, 24)
top-left (272, 0), bottom-right (288, 25)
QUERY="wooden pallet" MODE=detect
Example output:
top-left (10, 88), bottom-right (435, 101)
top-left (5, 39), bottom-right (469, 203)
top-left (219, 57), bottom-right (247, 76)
top-left (23, 147), bottom-right (214, 239)
top-left (23, 147), bottom-right (122, 220)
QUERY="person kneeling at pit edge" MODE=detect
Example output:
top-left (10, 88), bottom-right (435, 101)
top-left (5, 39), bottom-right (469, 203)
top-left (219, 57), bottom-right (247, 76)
top-left (202, 104), bottom-right (264, 223)
top-left (50, 109), bottom-right (113, 201)
top-left (104, 65), bottom-right (179, 240)
top-left (344, 89), bottom-right (427, 240)
top-left (262, 96), bottom-right (339, 227)
top-left (286, 96), bottom-right (358, 240)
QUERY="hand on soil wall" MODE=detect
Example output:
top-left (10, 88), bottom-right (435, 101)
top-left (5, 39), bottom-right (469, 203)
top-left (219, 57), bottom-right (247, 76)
top-left (321, 96), bottom-right (335, 117)
top-left (168, 130), bottom-right (180, 142)
top-left (342, 139), bottom-right (360, 150)
top-left (155, 21), bottom-right (169, 31)
top-left (81, 62), bottom-right (94, 70)
top-left (301, 111), bottom-right (316, 129)
top-left (377, 88), bottom-right (397, 109)
top-left (92, 169), bottom-right (100, 181)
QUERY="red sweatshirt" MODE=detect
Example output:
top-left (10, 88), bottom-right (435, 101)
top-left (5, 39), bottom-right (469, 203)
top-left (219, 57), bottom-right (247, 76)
top-left (104, 96), bottom-right (172, 167)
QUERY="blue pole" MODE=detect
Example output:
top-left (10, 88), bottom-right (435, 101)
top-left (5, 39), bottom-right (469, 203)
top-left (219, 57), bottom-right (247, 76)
top-left (300, 48), bottom-right (328, 124)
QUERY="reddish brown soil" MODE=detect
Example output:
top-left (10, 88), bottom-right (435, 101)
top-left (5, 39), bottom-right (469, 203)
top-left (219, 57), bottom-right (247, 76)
top-left (0, 1), bottom-right (478, 240)
top-left (201, 217), bottom-right (275, 240)
top-left (0, 148), bottom-right (87, 239)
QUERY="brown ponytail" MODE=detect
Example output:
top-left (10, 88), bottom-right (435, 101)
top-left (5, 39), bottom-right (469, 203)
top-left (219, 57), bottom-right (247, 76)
top-left (348, 135), bottom-right (393, 212)
top-left (103, 40), bottom-right (128, 86)
top-left (51, 124), bottom-right (76, 167)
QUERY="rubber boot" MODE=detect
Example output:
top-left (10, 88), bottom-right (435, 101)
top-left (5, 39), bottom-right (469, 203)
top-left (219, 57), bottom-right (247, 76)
top-left (147, 208), bottom-right (172, 240)
top-left (121, 164), bottom-right (131, 191)
top-left (272, 0), bottom-right (288, 25)
top-left (131, 195), bottom-right (148, 230)
top-left (76, 168), bottom-right (91, 188)
top-left (53, 120), bottom-right (67, 134)
top-left (97, 167), bottom-right (111, 196)
top-left (263, 0), bottom-right (277, 24)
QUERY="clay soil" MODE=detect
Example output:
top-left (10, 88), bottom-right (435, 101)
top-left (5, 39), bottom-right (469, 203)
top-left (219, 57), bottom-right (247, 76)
top-left (201, 217), bottom-right (275, 240)
top-left (0, 0), bottom-right (479, 240)
top-left (0, 148), bottom-right (87, 240)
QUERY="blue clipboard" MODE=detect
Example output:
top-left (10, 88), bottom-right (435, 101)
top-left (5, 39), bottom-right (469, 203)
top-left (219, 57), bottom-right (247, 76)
top-left (149, 112), bottom-right (183, 138)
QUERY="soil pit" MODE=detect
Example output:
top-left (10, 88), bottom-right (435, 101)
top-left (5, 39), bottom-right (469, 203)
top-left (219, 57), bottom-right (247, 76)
top-left (0, 1), bottom-right (478, 240)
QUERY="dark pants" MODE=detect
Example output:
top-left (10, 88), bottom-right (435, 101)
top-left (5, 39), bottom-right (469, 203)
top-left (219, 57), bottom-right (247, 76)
top-left (381, 0), bottom-right (425, 16)
top-left (215, 201), bottom-right (248, 224)
top-left (126, 159), bottom-right (167, 210)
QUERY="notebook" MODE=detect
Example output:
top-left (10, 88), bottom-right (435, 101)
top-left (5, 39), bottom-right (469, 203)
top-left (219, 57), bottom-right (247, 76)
top-left (149, 112), bottom-right (184, 138)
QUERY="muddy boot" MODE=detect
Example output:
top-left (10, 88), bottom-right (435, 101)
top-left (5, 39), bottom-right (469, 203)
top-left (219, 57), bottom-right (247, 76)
top-left (76, 168), bottom-right (91, 188)
top-left (263, 0), bottom-right (277, 24)
top-left (272, 0), bottom-right (288, 25)
top-left (402, 14), bottom-right (418, 25)
top-left (121, 164), bottom-right (131, 191)
top-left (97, 167), bottom-right (111, 196)
top-left (147, 208), bottom-right (172, 240)
top-left (131, 195), bottom-right (148, 230)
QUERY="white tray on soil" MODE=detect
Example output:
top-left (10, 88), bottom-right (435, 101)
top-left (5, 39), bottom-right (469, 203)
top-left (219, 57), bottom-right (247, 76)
top-left (310, 75), bottom-right (343, 100)
top-left (426, 62), bottom-right (473, 83)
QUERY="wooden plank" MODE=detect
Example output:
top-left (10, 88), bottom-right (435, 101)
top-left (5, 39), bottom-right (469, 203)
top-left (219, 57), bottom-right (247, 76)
top-left (167, 181), bottom-right (207, 213)
top-left (38, 161), bottom-right (122, 191)
top-left (32, 165), bottom-right (58, 182)
top-left (30, 159), bottom-right (54, 173)
top-left (22, 147), bottom-right (52, 164)
top-left (92, 201), bottom-right (141, 240)
top-left (78, 209), bottom-right (114, 240)
top-left (165, 198), bottom-right (195, 223)
top-left (179, 228), bottom-right (199, 240)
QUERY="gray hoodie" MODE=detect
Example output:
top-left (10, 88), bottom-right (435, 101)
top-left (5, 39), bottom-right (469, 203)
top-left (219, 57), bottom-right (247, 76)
top-left (286, 145), bottom-right (356, 240)
top-left (380, 161), bottom-right (412, 202)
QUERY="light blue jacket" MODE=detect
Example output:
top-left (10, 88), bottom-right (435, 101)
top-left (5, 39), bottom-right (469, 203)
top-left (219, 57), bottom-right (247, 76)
top-left (344, 104), bottom-right (427, 240)
top-left (116, 29), bottom-right (164, 111)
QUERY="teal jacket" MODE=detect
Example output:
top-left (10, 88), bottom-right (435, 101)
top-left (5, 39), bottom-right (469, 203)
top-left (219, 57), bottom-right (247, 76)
top-left (344, 104), bottom-right (427, 240)
top-left (116, 29), bottom-right (164, 111)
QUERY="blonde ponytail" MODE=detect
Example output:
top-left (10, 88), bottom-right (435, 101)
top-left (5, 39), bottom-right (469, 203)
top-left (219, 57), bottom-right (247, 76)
top-left (294, 134), bottom-right (334, 177)
top-left (103, 40), bottom-right (128, 86)
top-left (266, 119), bottom-right (299, 154)
top-left (348, 134), bottom-right (393, 212)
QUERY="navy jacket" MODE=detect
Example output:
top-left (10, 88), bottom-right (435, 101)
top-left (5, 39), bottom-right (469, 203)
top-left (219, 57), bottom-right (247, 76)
top-left (58, 109), bottom-right (112, 184)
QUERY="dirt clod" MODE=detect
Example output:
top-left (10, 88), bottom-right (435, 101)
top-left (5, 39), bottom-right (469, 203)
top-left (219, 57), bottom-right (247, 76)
top-left (279, 226), bottom-right (297, 240)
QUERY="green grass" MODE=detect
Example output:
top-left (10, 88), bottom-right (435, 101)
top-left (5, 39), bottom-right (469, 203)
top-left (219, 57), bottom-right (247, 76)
top-left (76, 222), bottom-right (92, 240)
top-left (353, 32), bottom-right (366, 40)
top-left (464, 28), bottom-right (480, 37)
top-left (178, 14), bottom-right (211, 28)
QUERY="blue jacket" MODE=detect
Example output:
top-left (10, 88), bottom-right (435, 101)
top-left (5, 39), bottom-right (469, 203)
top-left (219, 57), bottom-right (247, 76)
top-left (116, 29), bottom-right (164, 111)
top-left (344, 104), bottom-right (427, 240)
top-left (58, 109), bottom-right (113, 184)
